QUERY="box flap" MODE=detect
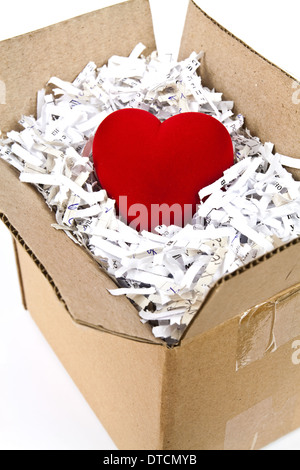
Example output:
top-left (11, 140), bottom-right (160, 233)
top-left (0, 159), bottom-right (164, 344)
top-left (0, 0), bottom-right (155, 134)
top-left (183, 238), bottom-right (300, 342)
top-left (180, 0), bottom-right (300, 342)
top-left (0, 0), bottom-right (165, 345)
top-left (180, 1), bottom-right (300, 179)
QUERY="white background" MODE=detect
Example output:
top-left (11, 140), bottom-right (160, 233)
top-left (0, 0), bottom-right (300, 451)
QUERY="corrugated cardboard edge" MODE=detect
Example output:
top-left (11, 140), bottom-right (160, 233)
top-left (4, 213), bottom-right (165, 347)
top-left (1, 213), bottom-right (67, 311)
top-left (198, 237), bottom-right (300, 319)
top-left (12, 237), bottom-right (27, 311)
top-left (182, 237), bottom-right (300, 343)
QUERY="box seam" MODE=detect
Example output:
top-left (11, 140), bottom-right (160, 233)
top-left (159, 348), bottom-right (178, 450)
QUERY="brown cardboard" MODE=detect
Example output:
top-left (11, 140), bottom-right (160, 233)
top-left (0, 0), bottom-right (156, 134)
top-left (13, 241), bottom-right (300, 450)
top-left (180, 1), bottom-right (300, 179)
top-left (1, 0), bottom-right (300, 450)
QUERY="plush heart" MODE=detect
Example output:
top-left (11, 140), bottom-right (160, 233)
top-left (93, 109), bottom-right (234, 232)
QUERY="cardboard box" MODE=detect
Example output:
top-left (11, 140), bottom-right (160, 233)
top-left (0, 0), bottom-right (300, 450)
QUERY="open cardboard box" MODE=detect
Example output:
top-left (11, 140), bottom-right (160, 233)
top-left (0, 0), bottom-right (300, 450)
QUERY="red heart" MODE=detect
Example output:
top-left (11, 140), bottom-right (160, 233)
top-left (93, 109), bottom-right (234, 232)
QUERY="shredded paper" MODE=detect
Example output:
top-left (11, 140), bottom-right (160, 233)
top-left (1, 44), bottom-right (299, 344)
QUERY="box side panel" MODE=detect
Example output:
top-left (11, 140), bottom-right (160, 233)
top-left (180, 1), bottom-right (300, 171)
top-left (164, 298), bottom-right (300, 450)
top-left (15, 241), bottom-right (167, 450)
top-left (0, 0), bottom-right (156, 133)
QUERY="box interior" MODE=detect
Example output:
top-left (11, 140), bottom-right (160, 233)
top-left (0, 0), bottom-right (299, 347)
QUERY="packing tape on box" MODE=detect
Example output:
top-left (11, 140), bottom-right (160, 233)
top-left (236, 284), bottom-right (300, 371)
top-left (224, 394), bottom-right (298, 450)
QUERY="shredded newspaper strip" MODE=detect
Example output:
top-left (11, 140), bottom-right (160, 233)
top-left (1, 44), bottom-right (299, 344)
